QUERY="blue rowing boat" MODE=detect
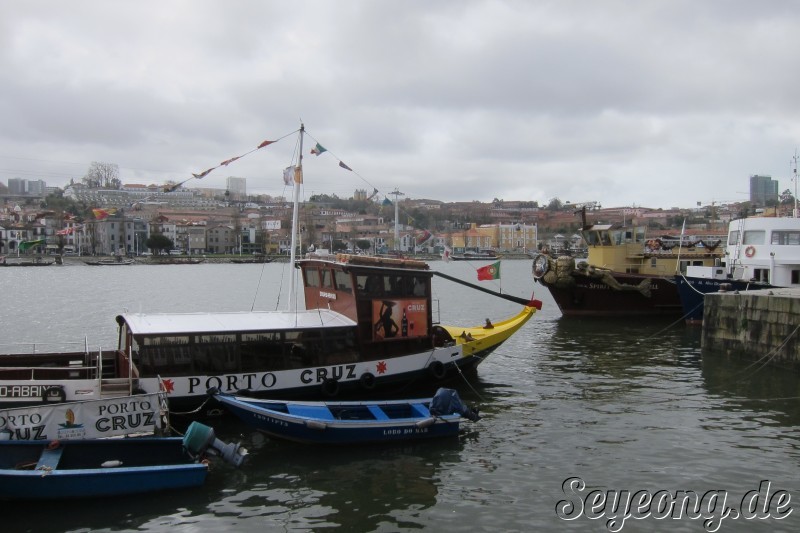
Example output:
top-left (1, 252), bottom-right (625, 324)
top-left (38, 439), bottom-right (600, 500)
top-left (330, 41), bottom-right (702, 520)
top-left (0, 422), bottom-right (247, 500)
top-left (210, 387), bottom-right (480, 445)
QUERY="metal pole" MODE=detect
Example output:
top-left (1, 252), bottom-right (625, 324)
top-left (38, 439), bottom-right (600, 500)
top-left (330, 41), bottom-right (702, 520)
top-left (391, 188), bottom-right (404, 250)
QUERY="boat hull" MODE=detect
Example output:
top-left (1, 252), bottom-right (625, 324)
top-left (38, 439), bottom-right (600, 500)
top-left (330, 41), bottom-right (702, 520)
top-left (213, 394), bottom-right (462, 444)
top-left (537, 272), bottom-right (682, 318)
top-left (0, 438), bottom-right (208, 500)
top-left (675, 276), bottom-right (772, 324)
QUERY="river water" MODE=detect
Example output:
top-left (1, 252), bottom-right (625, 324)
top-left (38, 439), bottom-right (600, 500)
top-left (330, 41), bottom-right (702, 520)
top-left (2, 260), bottom-right (799, 532)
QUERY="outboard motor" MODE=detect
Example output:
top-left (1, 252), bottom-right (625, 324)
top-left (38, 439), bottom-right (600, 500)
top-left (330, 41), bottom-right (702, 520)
top-left (182, 421), bottom-right (248, 467)
top-left (429, 388), bottom-right (480, 422)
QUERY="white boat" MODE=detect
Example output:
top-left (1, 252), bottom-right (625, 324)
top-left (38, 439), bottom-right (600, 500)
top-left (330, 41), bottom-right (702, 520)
top-left (676, 216), bottom-right (800, 323)
top-left (0, 124), bottom-right (543, 413)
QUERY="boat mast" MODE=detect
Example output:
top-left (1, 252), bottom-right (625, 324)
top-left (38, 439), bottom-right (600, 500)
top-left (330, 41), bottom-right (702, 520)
top-left (288, 123), bottom-right (305, 312)
top-left (792, 149), bottom-right (798, 218)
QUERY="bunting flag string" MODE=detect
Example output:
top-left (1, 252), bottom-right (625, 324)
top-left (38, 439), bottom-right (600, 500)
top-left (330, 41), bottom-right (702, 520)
top-left (301, 130), bottom-right (427, 246)
top-left (164, 128), bottom-right (298, 193)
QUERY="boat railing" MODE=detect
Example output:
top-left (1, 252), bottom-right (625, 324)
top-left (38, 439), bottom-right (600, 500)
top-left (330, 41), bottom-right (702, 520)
top-left (432, 298), bottom-right (441, 325)
top-left (0, 338), bottom-right (91, 356)
top-left (0, 361), bottom-right (100, 380)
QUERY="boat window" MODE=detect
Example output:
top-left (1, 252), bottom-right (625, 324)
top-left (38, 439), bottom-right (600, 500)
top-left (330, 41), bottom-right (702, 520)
top-left (771, 231), bottom-right (800, 245)
top-left (581, 231), bottom-right (599, 246)
top-left (137, 335), bottom-right (193, 374)
top-left (334, 270), bottom-right (353, 292)
top-left (729, 230), bottom-right (740, 245)
top-left (792, 270), bottom-right (800, 284)
top-left (320, 269), bottom-right (333, 288)
top-left (192, 334), bottom-right (238, 373)
top-left (753, 268), bottom-right (770, 283)
top-left (384, 275), bottom-right (408, 297)
top-left (356, 274), bottom-right (383, 296)
top-left (305, 268), bottom-right (321, 288)
top-left (240, 332), bottom-right (286, 372)
top-left (634, 227), bottom-right (646, 243)
top-left (743, 230), bottom-right (765, 245)
top-left (600, 232), bottom-right (611, 246)
top-left (411, 276), bottom-right (427, 297)
top-left (285, 327), bottom-right (359, 367)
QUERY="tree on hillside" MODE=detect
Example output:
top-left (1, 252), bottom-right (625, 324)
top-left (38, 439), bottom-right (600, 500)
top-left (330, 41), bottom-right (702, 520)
top-left (546, 198), bottom-right (563, 211)
top-left (83, 162), bottom-right (121, 189)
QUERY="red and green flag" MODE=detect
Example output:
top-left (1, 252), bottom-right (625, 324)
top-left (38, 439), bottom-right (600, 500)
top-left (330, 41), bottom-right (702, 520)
top-left (476, 261), bottom-right (501, 281)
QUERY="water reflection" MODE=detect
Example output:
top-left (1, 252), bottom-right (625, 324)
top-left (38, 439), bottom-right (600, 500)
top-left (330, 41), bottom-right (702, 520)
top-left (204, 433), bottom-right (455, 531)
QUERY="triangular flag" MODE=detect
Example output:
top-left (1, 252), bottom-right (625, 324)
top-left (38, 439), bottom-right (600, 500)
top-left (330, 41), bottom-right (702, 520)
top-left (339, 161), bottom-right (352, 171)
top-left (192, 167), bottom-right (214, 179)
top-left (258, 140), bottom-right (276, 149)
top-left (310, 143), bottom-right (327, 156)
top-left (220, 156), bottom-right (240, 166)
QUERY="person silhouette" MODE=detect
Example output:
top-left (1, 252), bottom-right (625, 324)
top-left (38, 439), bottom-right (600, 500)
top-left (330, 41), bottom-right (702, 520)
top-left (375, 301), bottom-right (399, 338)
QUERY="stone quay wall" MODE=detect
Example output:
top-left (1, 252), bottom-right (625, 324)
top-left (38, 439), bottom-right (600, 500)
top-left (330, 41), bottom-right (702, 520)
top-left (702, 288), bottom-right (800, 371)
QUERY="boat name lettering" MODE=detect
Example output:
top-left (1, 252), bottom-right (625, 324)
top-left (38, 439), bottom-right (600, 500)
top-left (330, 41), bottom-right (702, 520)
top-left (97, 400), bottom-right (151, 415)
top-left (95, 412), bottom-right (155, 432)
top-left (407, 303), bottom-right (426, 312)
top-left (382, 427), bottom-right (429, 435)
top-left (254, 413), bottom-right (289, 427)
top-left (0, 412), bottom-right (43, 428)
top-left (2, 425), bottom-right (47, 440)
top-left (187, 373), bottom-right (277, 394)
top-left (300, 365), bottom-right (357, 384)
top-left (0, 384), bottom-right (55, 399)
top-left (320, 291), bottom-right (337, 300)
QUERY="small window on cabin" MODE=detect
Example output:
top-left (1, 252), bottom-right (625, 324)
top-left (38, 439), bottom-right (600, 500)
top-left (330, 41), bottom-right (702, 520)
top-left (792, 270), bottom-right (800, 284)
top-left (334, 270), bottom-right (353, 292)
top-left (743, 230), bottom-right (765, 245)
top-left (305, 269), bottom-right (320, 287)
top-left (729, 230), bottom-right (740, 245)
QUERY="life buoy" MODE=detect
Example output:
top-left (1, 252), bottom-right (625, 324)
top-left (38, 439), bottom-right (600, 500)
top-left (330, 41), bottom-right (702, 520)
top-left (745, 246), bottom-right (756, 258)
top-left (42, 386), bottom-right (66, 403)
top-left (428, 360), bottom-right (446, 380)
top-left (359, 372), bottom-right (376, 390)
top-left (321, 378), bottom-right (339, 397)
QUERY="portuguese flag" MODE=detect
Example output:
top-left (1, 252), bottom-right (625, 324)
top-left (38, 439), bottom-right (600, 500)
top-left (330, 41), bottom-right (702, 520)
top-left (476, 261), bottom-right (501, 281)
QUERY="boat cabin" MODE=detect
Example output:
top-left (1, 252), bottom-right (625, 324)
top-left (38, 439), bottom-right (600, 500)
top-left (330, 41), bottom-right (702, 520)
top-left (298, 253), bottom-right (437, 357)
top-left (579, 223), bottom-right (725, 276)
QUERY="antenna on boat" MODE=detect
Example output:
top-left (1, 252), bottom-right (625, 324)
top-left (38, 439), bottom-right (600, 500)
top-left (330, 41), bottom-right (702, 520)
top-left (287, 123), bottom-right (305, 312)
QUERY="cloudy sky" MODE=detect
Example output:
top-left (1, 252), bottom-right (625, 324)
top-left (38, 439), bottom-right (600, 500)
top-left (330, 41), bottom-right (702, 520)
top-left (2, 1), bottom-right (799, 209)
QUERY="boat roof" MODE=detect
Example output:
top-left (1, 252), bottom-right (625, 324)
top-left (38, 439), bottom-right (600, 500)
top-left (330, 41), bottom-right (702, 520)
top-left (298, 253), bottom-right (430, 271)
top-left (116, 309), bottom-right (357, 336)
